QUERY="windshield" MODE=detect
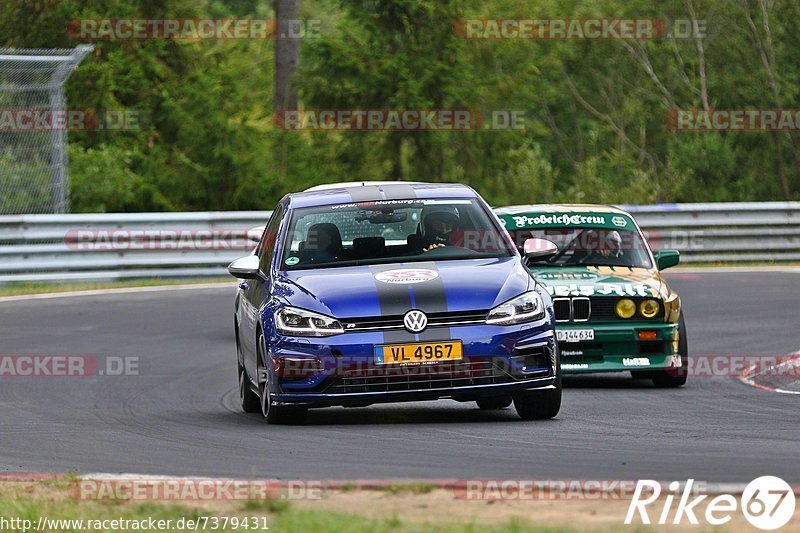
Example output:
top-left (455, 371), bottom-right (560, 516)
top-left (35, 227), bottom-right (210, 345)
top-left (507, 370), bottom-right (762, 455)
top-left (508, 226), bottom-right (652, 268)
top-left (280, 198), bottom-right (514, 270)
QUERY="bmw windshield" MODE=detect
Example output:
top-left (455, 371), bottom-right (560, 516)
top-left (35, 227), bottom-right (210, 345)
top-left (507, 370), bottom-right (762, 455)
top-left (508, 226), bottom-right (653, 269)
top-left (280, 198), bottom-right (515, 270)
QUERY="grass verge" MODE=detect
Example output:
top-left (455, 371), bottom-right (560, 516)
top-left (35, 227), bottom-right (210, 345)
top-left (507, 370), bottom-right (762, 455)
top-left (0, 478), bottom-right (574, 533)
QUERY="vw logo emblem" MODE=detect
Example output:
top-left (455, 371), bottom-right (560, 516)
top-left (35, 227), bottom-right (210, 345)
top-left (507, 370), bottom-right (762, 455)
top-left (403, 310), bottom-right (428, 333)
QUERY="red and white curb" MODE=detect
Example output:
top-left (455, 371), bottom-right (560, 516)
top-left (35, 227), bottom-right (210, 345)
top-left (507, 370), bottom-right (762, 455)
top-left (739, 350), bottom-right (800, 394)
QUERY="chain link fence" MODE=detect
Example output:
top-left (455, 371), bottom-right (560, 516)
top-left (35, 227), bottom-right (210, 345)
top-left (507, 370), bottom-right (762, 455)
top-left (0, 45), bottom-right (92, 215)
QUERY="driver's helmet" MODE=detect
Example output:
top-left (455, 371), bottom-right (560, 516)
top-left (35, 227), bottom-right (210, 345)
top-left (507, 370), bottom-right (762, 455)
top-left (604, 230), bottom-right (622, 255)
top-left (422, 207), bottom-right (461, 245)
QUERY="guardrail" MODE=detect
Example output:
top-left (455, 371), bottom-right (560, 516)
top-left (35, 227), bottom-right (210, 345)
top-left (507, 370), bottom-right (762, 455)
top-left (0, 202), bottom-right (798, 282)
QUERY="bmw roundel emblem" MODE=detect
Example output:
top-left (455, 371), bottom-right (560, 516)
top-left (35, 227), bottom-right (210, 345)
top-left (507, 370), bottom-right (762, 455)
top-left (403, 310), bottom-right (428, 333)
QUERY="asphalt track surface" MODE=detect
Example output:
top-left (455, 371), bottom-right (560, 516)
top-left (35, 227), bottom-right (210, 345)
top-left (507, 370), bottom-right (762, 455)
top-left (1, 271), bottom-right (798, 482)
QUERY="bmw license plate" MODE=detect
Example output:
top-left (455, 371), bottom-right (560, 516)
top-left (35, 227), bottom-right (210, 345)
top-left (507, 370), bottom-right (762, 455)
top-left (556, 329), bottom-right (595, 343)
top-left (374, 341), bottom-right (463, 365)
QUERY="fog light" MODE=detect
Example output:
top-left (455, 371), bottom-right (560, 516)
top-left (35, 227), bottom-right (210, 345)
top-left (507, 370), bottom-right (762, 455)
top-left (616, 299), bottom-right (636, 319)
top-left (275, 356), bottom-right (322, 378)
top-left (638, 330), bottom-right (658, 341)
top-left (640, 299), bottom-right (659, 318)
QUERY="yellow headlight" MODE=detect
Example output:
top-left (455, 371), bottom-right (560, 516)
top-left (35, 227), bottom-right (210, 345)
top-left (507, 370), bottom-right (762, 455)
top-left (640, 299), bottom-right (659, 318)
top-left (616, 299), bottom-right (636, 319)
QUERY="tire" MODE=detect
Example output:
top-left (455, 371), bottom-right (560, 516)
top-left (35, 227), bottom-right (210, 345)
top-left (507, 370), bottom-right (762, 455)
top-left (238, 358), bottom-right (261, 414)
top-left (476, 396), bottom-right (512, 410)
top-left (651, 312), bottom-right (688, 388)
top-left (514, 347), bottom-right (562, 420)
top-left (257, 333), bottom-right (308, 424)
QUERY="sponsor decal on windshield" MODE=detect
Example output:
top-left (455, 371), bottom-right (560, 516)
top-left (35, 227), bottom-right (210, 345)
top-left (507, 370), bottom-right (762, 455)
top-left (331, 199), bottom-right (472, 210)
top-left (499, 212), bottom-right (635, 230)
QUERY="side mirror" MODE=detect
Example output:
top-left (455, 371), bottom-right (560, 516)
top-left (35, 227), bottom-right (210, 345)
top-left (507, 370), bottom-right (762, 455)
top-left (523, 238), bottom-right (559, 264)
top-left (228, 255), bottom-right (263, 280)
top-left (654, 250), bottom-right (680, 270)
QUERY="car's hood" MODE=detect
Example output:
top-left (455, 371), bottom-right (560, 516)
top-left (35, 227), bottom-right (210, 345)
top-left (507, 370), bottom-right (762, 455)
top-left (274, 257), bottom-right (531, 318)
top-left (528, 265), bottom-right (666, 299)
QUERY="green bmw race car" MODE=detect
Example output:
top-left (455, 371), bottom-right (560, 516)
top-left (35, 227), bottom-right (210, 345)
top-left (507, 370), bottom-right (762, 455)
top-left (495, 205), bottom-right (687, 387)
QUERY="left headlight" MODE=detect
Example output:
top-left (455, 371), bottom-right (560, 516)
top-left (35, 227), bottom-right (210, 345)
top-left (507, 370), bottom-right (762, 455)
top-left (486, 291), bottom-right (545, 325)
top-left (275, 306), bottom-right (344, 337)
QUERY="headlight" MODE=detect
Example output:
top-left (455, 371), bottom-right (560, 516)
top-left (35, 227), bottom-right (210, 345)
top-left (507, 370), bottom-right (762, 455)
top-left (616, 299), bottom-right (636, 319)
top-left (640, 299), bottom-right (659, 318)
top-left (486, 291), bottom-right (545, 325)
top-left (275, 306), bottom-right (344, 337)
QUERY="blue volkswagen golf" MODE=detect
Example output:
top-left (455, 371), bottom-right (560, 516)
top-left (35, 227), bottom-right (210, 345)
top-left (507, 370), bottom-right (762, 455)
top-left (229, 182), bottom-right (561, 423)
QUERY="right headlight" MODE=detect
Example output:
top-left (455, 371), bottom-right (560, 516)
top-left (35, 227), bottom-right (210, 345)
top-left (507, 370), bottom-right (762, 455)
top-left (486, 291), bottom-right (545, 325)
top-left (275, 306), bottom-right (344, 337)
top-left (639, 299), bottom-right (660, 318)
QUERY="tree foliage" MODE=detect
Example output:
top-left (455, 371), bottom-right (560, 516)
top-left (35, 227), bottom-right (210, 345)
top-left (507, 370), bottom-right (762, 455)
top-left (1, 0), bottom-right (798, 212)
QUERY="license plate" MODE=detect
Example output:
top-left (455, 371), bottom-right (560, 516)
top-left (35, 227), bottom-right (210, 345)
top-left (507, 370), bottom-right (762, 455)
top-left (374, 341), bottom-right (463, 365)
top-left (556, 329), bottom-right (595, 343)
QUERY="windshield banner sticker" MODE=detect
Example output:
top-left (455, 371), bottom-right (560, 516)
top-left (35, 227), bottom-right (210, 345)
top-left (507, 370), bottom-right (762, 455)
top-left (499, 212), bottom-right (634, 230)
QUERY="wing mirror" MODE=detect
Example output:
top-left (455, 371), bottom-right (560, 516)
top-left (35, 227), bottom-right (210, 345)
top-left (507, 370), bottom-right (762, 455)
top-left (654, 250), bottom-right (680, 270)
top-left (228, 255), bottom-right (264, 280)
top-left (523, 238), bottom-right (559, 265)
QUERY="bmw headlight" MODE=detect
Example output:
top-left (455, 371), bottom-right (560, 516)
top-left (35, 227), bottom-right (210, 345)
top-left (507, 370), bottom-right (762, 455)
top-left (275, 306), bottom-right (344, 337)
top-left (486, 291), bottom-right (545, 325)
top-left (639, 299), bottom-right (660, 319)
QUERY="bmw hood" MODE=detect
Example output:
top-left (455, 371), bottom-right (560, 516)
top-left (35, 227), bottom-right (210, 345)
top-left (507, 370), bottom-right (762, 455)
top-left (274, 257), bottom-right (532, 319)
top-left (528, 265), bottom-right (665, 299)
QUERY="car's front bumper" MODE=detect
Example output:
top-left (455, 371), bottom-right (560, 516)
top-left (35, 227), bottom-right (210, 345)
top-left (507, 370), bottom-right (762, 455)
top-left (272, 375), bottom-right (557, 407)
top-left (558, 321), bottom-right (680, 373)
top-left (265, 320), bottom-right (558, 408)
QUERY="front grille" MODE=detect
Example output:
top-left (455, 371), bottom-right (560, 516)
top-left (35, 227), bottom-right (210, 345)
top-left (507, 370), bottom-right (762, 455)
top-left (553, 298), bottom-right (571, 321)
top-left (323, 352), bottom-right (550, 395)
top-left (344, 310), bottom-right (488, 332)
top-left (552, 297), bottom-right (591, 321)
top-left (572, 297), bottom-right (590, 321)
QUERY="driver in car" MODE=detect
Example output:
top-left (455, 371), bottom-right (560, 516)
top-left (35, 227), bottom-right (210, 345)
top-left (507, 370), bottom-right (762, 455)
top-left (582, 229), bottom-right (626, 266)
top-left (420, 209), bottom-right (463, 253)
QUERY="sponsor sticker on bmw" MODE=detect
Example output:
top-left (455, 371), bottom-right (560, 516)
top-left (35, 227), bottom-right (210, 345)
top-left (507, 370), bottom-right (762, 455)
top-left (374, 268), bottom-right (439, 284)
top-left (612, 216), bottom-right (628, 227)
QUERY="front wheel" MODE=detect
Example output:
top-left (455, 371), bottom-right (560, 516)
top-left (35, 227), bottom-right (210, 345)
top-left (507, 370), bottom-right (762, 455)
top-left (257, 333), bottom-right (308, 424)
top-left (651, 312), bottom-right (688, 388)
top-left (238, 358), bottom-right (260, 413)
top-left (514, 347), bottom-right (562, 420)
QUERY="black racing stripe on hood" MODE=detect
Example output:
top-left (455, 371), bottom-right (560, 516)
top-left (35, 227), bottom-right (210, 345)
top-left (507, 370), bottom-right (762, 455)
top-left (369, 265), bottom-right (415, 344)
top-left (381, 183), bottom-right (416, 200)
top-left (346, 186), bottom-right (382, 202)
top-left (410, 262), bottom-right (452, 342)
